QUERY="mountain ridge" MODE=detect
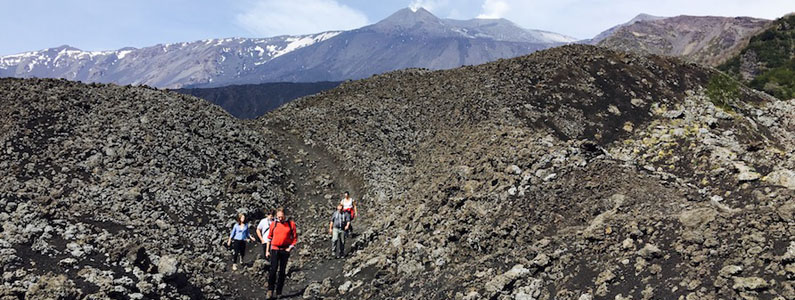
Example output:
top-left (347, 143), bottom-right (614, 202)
top-left (0, 7), bottom-right (574, 88)
top-left (597, 14), bottom-right (771, 66)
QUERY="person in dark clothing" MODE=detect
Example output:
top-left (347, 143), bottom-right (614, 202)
top-left (265, 208), bottom-right (297, 299)
top-left (328, 204), bottom-right (350, 258)
top-left (226, 213), bottom-right (255, 271)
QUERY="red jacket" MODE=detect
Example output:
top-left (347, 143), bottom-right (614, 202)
top-left (268, 219), bottom-right (297, 250)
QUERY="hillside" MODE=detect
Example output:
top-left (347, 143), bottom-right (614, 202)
top-left (263, 44), bottom-right (795, 299)
top-left (719, 14), bottom-right (795, 100)
top-left (174, 81), bottom-right (341, 119)
top-left (0, 78), bottom-right (293, 298)
top-left (598, 15), bottom-right (770, 66)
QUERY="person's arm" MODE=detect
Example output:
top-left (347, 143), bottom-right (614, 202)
top-left (246, 225), bottom-right (255, 242)
top-left (256, 225), bottom-right (264, 243)
top-left (344, 214), bottom-right (350, 231)
top-left (287, 221), bottom-right (297, 252)
top-left (265, 222), bottom-right (275, 257)
top-left (329, 220), bottom-right (334, 234)
top-left (227, 225), bottom-right (235, 246)
top-left (353, 200), bottom-right (358, 218)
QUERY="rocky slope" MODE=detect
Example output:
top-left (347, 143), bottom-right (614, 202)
top-left (598, 15), bottom-right (770, 66)
top-left (719, 14), bottom-right (795, 100)
top-left (0, 78), bottom-right (293, 299)
top-left (585, 14), bottom-right (666, 45)
top-left (263, 44), bottom-right (795, 299)
top-left (0, 8), bottom-right (574, 89)
top-left (174, 81), bottom-right (341, 119)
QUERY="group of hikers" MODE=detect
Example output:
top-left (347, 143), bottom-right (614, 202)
top-left (225, 191), bottom-right (358, 299)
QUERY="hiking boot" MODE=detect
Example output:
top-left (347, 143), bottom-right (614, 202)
top-left (232, 264), bottom-right (237, 271)
top-left (266, 290), bottom-right (273, 299)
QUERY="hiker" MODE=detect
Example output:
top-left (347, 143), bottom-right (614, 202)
top-left (226, 213), bottom-right (255, 271)
top-left (265, 208), bottom-right (297, 299)
top-left (340, 191), bottom-right (357, 234)
top-left (328, 204), bottom-right (351, 259)
top-left (256, 209), bottom-right (276, 260)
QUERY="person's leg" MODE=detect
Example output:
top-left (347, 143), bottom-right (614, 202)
top-left (239, 241), bottom-right (246, 263)
top-left (232, 240), bottom-right (240, 263)
top-left (331, 228), bottom-right (339, 256)
top-left (267, 249), bottom-right (278, 291)
top-left (339, 227), bottom-right (346, 256)
top-left (276, 250), bottom-right (290, 295)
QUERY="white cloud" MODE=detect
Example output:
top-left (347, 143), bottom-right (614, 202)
top-left (236, 0), bottom-right (369, 36)
top-left (409, 0), bottom-right (450, 13)
top-left (476, 0), bottom-right (510, 19)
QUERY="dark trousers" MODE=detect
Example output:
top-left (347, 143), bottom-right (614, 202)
top-left (231, 240), bottom-right (246, 263)
top-left (268, 249), bottom-right (290, 293)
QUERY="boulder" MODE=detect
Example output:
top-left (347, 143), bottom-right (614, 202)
top-left (732, 277), bottom-right (769, 291)
top-left (157, 256), bottom-right (178, 278)
top-left (765, 169), bottom-right (795, 189)
top-left (485, 264), bottom-right (530, 293)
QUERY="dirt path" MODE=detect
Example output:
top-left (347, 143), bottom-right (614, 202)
top-left (265, 127), bottom-right (370, 298)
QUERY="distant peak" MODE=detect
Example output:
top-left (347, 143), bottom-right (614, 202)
top-left (406, 5), bottom-right (430, 14)
top-left (49, 45), bottom-right (82, 52)
top-left (375, 7), bottom-right (440, 28)
top-left (629, 13), bottom-right (665, 23)
top-left (384, 7), bottom-right (438, 20)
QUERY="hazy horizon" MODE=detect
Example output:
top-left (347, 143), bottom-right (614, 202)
top-left (1, 0), bottom-right (793, 56)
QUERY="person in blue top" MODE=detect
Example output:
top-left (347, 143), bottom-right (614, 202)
top-left (226, 213), bottom-right (255, 271)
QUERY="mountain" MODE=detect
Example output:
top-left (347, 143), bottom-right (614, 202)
top-left (0, 8), bottom-right (574, 88)
top-left (219, 8), bottom-right (576, 87)
top-left (4, 45), bottom-right (795, 299)
top-left (597, 15), bottom-right (770, 66)
top-left (174, 81), bottom-right (341, 119)
top-left (0, 33), bottom-right (341, 89)
top-left (719, 14), bottom-right (795, 99)
top-left (586, 13), bottom-right (666, 44)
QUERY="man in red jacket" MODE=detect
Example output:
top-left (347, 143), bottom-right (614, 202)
top-left (265, 207), bottom-right (297, 299)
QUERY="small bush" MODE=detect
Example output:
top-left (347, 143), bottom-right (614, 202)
top-left (706, 73), bottom-right (741, 111)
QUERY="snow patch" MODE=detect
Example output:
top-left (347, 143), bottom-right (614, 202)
top-left (270, 31), bottom-right (341, 58)
top-left (117, 50), bottom-right (132, 59)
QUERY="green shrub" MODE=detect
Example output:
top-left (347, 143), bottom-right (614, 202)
top-left (706, 73), bottom-right (741, 111)
top-left (750, 58), bottom-right (795, 99)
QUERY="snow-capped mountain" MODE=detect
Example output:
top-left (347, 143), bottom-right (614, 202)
top-left (210, 8), bottom-right (575, 87)
top-left (0, 33), bottom-right (340, 88)
top-left (0, 8), bottom-right (574, 88)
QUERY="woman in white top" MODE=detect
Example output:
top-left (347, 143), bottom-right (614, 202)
top-left (256, 209), bottom-right (275, 260)
top-left (340, 191), bottom-right (357, 232)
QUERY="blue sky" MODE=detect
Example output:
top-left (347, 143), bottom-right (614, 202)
top-left (1, 0), bottom-right (792, 55)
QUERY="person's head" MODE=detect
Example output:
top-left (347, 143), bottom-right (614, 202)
top-left (275, 207), bottom-right (286, 222)
top-left (337, 204), bottom-right (343, 212)
top-left (264, 208), bottom-right (275, 218)
top-left (237, 213), bottom-right (245, 224)
top-left (344, 191), bottom-right (350, 198)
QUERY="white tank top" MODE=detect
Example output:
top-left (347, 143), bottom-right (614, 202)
top-left (341, 197), bottom-right (354, 209)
